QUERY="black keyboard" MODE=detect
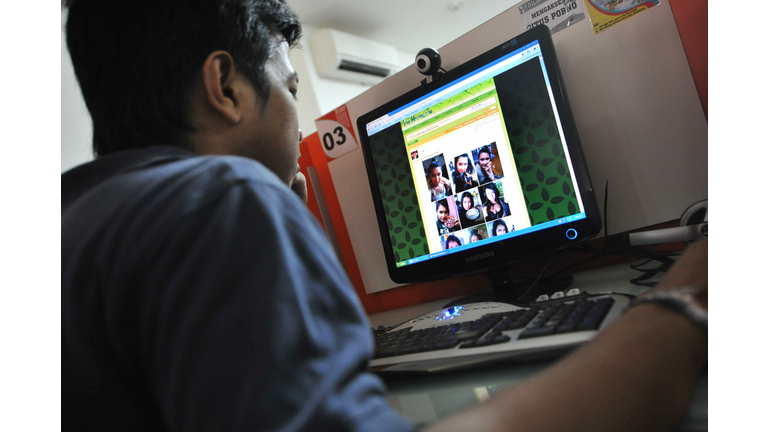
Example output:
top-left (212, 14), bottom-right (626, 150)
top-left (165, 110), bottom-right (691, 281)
top-left (373, 296), bottom-right (616, 360)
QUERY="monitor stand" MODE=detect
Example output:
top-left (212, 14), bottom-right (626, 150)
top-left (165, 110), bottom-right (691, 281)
top-left (442, 267), bottom-right (574, 308)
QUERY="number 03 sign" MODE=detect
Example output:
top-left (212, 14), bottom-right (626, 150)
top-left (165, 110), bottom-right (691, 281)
top-left (315, 105), bottom-right (359, 159)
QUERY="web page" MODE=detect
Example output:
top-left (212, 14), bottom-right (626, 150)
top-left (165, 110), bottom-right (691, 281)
top-left (404, 76), bottom-right (532, 255)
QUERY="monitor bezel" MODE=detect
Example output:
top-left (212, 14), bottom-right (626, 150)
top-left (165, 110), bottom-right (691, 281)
top-left (356, 25), bottom-right (602, 285)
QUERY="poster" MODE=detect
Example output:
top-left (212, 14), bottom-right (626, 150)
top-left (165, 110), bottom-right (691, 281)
top-left (519, 0), bottom-right (586, 34)
top-left (584, 0), bottom-right (660, 34)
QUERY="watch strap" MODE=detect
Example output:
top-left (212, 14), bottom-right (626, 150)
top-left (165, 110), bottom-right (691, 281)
top-left (630, 286), bottom-right (707, 333)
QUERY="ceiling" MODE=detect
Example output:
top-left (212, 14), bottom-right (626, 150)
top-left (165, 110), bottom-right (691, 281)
top-left (286, 0), bottom-right (522, 55)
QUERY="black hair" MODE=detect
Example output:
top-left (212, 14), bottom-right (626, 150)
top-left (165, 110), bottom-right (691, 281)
top-left (478, 145), bottom-right (492, 158)
top-left (454, 153), bottom-right (475, 174)
top-left (426, 158), bottom-right (445, 180)
top-left (445, 235), bottom-right (462, 247)
top-left (492, 219), bottom-right (508, 236)
top-left (64, 0), bottom-right (302, 156)
top-left (435, 198), bottom-right (449, 213)
top-left (483, 182), bottom-right (500, 202)
top-left (460, 191), bottom-right (474, 208)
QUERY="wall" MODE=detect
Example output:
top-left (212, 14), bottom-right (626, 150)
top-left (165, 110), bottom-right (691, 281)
top-left (61, 9), bottom-right (94, 173)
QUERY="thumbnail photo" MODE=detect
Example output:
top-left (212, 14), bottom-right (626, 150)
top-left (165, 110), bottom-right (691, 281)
top-left (434, 197), bottom-right (460, 236)
top-left (441, 233), bottom-right (465, 250)
top-left (480, 181), bottom-right (511, 221)
top-left (455, 189), bottom-right (485, 229)
top-left (472, 142), bottom-right (505, 185)
top-left (450, 153), bottom-right (479, 193)
top-left (488, 218), bottom-right (515, 237)
top-left (422, 154), bottom-right (453, 202)
top-left (466, 225), bottom-right (489, 243)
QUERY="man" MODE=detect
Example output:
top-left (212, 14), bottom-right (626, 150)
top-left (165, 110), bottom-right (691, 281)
top-left (63, 1), bottom-right (409, 430)
top-left (62, 1), bottom-right (707, 431)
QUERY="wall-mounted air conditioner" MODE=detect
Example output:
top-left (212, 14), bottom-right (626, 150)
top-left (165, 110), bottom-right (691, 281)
top-left (309, 28), bottom-right (401, 86)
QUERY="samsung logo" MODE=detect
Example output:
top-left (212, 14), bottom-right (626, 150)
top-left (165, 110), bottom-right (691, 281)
top-left (465, 251), bottom-right (495, 263)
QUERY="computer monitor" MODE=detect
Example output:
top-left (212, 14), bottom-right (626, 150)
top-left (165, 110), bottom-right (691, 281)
top-left (356, 25), bottom-right (601, 301)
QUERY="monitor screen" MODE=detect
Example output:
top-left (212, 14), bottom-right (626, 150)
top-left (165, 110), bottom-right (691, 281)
top-left (356, 25), bottom-right (601, 293)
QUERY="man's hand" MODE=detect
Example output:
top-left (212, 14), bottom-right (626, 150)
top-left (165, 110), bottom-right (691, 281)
top-left (290, 170), bottom-right (308, 205)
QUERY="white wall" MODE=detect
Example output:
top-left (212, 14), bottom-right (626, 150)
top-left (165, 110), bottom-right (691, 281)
top-left (61, 10), bottom-right (94, 173)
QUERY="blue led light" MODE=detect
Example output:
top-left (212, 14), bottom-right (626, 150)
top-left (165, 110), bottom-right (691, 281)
top-left (434, 306), bottom-right (465, 321)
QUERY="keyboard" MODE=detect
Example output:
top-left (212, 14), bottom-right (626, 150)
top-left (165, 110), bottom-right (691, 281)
top-left (371, 291), bottom-right (632, 373)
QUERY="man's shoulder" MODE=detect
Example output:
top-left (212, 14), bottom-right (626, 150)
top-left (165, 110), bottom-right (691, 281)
top-left (62, 146), bottom-right (304, 239)
top-left (66, 146), bottom-right (287, 204)
top-left (126, 147), bottom-right (284, 190)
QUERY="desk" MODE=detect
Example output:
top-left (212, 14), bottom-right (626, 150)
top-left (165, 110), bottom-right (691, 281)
top-left (367, 263), bottom-right (708, 431)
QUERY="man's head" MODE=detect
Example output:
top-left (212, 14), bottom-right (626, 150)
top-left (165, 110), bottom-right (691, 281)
top-left (65, 0), bottom-right (303, 183)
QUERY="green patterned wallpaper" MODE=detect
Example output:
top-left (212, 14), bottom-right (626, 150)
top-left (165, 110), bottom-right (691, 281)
top-left (367, 126), bottom-right (428, 263)
top-left (494, 60), bottom-right (579, 225)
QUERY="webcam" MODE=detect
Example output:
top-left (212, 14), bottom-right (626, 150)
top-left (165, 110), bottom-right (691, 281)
top-left (415, 48), bottom-right (442, 76)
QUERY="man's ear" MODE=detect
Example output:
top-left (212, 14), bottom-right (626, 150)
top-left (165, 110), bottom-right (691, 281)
top-left (200, 51), bottom-right (242, 124)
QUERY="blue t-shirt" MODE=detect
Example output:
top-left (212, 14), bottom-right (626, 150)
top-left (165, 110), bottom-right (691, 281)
top-left (61, 146), bottom-right (413, 432)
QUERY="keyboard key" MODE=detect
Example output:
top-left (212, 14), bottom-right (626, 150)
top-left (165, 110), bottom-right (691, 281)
top-left (461, 332), bottom-right (511, 348)
top-left (519, 325), bottom-right (556, 339)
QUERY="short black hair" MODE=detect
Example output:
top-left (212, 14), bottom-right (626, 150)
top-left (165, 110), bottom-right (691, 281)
top-left (64, 0), bottom-right (302, 156)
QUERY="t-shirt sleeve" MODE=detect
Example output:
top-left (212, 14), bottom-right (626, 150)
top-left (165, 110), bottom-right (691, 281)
top-left (108, 171), bottom-right (414, 432)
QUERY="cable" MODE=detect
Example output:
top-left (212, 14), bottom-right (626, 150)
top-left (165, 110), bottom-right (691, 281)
top-left (509, 179), bottom-right (686, 295)
top-left (514, 250), bottom-right (562, 302)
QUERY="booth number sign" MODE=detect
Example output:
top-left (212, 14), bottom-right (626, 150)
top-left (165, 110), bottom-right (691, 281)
top-left (315, 105), bottom-right (359, 159)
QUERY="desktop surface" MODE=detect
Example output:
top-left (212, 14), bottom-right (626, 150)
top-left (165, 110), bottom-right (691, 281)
top-left (368, 263), bottom-right (708, 430)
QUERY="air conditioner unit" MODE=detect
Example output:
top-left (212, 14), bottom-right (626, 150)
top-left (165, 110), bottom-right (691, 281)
top-left (309, 28), bottom-right (401, 86)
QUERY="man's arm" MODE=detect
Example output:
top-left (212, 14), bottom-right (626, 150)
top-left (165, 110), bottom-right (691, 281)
top-left (424, 240), bottom-right (707, 432)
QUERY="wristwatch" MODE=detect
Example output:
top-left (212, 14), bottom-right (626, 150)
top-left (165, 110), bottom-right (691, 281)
top-left (630, 287), bottom-right (707, 333)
